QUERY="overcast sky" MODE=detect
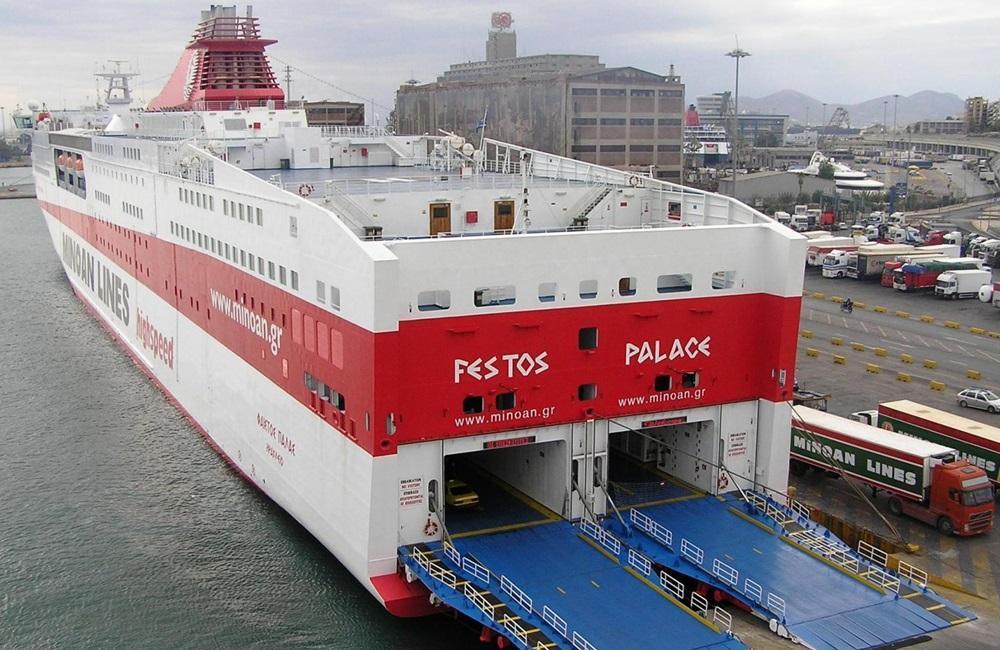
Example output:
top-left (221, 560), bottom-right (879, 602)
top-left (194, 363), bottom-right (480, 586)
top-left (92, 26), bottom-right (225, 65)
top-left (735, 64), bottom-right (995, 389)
top-left (1, 0), bottom-right (998, 121)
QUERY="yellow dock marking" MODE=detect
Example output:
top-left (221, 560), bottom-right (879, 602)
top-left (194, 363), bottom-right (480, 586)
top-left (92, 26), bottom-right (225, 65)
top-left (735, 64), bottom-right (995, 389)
top-left (926, 603), bottom-right (946, 611)
top-left (451, 517), bottom-right (557, 539)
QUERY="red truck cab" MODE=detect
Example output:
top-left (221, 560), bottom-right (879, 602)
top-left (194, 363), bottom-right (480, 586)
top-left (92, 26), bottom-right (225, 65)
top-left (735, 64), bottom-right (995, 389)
top-left (889, 460), bottom-right (994, 536)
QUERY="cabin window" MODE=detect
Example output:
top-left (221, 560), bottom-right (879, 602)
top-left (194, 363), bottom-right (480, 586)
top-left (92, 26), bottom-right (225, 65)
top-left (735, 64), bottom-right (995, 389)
top-left (279, 266), bottom-right (287, 285)
top-left (256, 207), bottom-right (263, 226)
top-left (463, 396), bottom-right (484, 414)
top-left (682, 372), bottom-right (699, 388)
top-left (617, 276), bottom-right (637, 296)
top-left (654, 375), bottom-right (672, 391)
top-left (578, 384), bottom-right (598, 401)
top-left (657, 273), bottom-right (692, 293)
top-left (418, 290), bottom-right (450, 311)
top-left (579, 280), bottom-right (598, 300)
top-left (317, 280), bottom-right (327, 304)
top-left (303, 314), bottom-right (315, 351)
top-left (474, 285), bottom-right (516, 307)
top-left (579, 327), bottom-right (598, 350)
top-left (268, 261), bottom-right (276, 280)
top-left (712, 270), bottom-right (736, 290)
top-left (238, 204), bottom-right (245, 221)
top-left (290, 270), bottom-right (299, 291)
top-left (496, 392), bottom-right (516, 410)
top-left (317, 321), bottom-right (329, 360)
top-left (291, 308), bottom-right (303, 344)
top-left (538, 282), bottom-right (558, 302)
top-left (330, 286), bottom-right (341, 310)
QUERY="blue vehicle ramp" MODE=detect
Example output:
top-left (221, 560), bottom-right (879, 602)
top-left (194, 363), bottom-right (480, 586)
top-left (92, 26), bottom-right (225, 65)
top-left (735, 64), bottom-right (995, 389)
top-left (615, 490), bottom-right (976, 650)
top-left (400, 519), bottom-right (745, 650)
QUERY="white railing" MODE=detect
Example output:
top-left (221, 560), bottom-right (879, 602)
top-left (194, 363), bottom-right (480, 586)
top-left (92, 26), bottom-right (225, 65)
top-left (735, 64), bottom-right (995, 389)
top-left (789, 499), bottom-right (811, 521)
top-left (542, 605), bottom-right (568, 637)
top-left (500, 575), bottom-right (534, 614)
top-left (462, 556), bottom-right (492, 586)
top-left (866, 567), bottom-right (901, 593)
top-left (690, 591), bottom-right (709, 617)
top-left (712, 606), bottom-right (733, 632)
top-left (857, 540), bottom-right (889, 568)
top-left (464, 582), bottom-right (496, 621)
top-left (501, 613), bottom-right (530, 647)
top-left (743, 578), bottom-right (762, 604)
top-left (579, 519), bottom-right (621, 557)
top-left (410, 548), bottom-right (460, 590)
top-left (680, 539), bottom-right (704, 566)
top-left (712, 558), bottom-right (739, 588)
top-left (766, 593), bottom-right (786, 619)
top-left (627, 549), bottom-right (652, 576)
top-left (660, 570), bottom-right (685, 601)
top-left (630, 508), bottom-right (673, 549)
top-left (898, 560), bottom-right (929, 589)
top-left (443, 541), bottom-right (461, 566)
top-left (321, 125), bottom-right (389, 138)
top-left (571, 630), bottom-right (598, 650)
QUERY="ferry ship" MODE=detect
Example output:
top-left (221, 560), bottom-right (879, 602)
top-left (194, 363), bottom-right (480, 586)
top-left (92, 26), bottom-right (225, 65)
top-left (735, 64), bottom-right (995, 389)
top-left (33, 6), bottom-right (978, 649)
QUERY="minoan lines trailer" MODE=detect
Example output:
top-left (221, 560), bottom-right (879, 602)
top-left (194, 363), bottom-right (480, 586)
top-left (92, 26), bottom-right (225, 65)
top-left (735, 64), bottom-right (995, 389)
top-left (790, 407), bottom-right (994, 535)
top-left (877, 400), bottom-right (1000, 487)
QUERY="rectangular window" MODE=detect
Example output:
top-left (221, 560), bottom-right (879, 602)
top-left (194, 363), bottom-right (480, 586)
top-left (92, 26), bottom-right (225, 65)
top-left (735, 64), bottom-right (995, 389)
top-left (178, 188), bottom-right (183, 201)
top-left (657, 144), bottom-right (682, 152)
top-left (712, 270), bottom-right (736, 290)
top-left (317, 321), bottom-right (329, 360)
top-left (208, 196), bottom-right (214, 211)
top-left (629, 118), bottom-right (655, 126)
top-left (316, 280), bottom-right (327, 304)
top-left (600, 88), bottom-right (626, 96)
top-left (629, 145), bottom-right (653, 152)
top-left (599, 145), bottom-right (626, 152)
top-left (268, 261), bottom-right (276, 280)
top-left (473, 285), bottom-right (516, 307)
top-left (579, 280), bottom-right (598, 299)
top-left (571, 118), bottom-right (598, 125)
top-left (570, 145), bottom-right (597, 153)
top-left (463, 396), bottom-right (484, 414)
top-left (289, 215), bottom-right (298, 237)
top-left (223, 199), bottom-right (229, 216)
top-left (290, 270), bottom-right (299, 291)
top-left (258, 256), bottom-right (265, 276)
top-left (240, 250), bottom-right (246, 267)
top-left (571, 87), bottom-right (598, 96)
top-left (330, 286), bottom-right (341, 310)
top-left (330, 328), bottom-right (344, 368)
top-left (659, 89), bottom-right (683, 97)
top-left (682, 372), bottom-right (699, 388)
top-left (496, 392), bottom-right (516, 410)
top-left (303, 314), bottom-right (315, 351)
top-left (279, 266), bottom-right (287, 285)
top-left (224, 243), bottom-right (231, 258)
top-left (256, 207), bottom-right (263, 226)
top-left (248, 255), bottom-right (255, 272)
top-left (617, 276), bottom-right (637, 296)
top-left (630, 89), bottom-right (655, 97)
top-left (578, 384), bottom-right (598, 400)
top-left (579, 327), bottom-right (598, 350)
top-left (658, 118), bottom-right (682, 126)
top-left (599, 118), bottom-right (626, 126)
top-left (655, 375), bottom-right (672, 391)
top-left (238, 204), bottom-right (245, 221)
top-left (196, 193), bottom-right (202, 208)
top-left (291, 308), bottom-right (303, 344)
top-left (538, 282), bottom-right (558, 303)
top-left (417, 289), bottom-right (450, 311)
top-left (657, 273), bottom-right (693, 293)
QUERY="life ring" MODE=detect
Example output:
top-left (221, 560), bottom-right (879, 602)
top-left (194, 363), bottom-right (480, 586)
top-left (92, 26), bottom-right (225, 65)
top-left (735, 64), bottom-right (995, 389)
top-left (424, 518), bottom-right (439, 537)
top-left (298, 183), bottom-right (314, 197)
top-left (627, 174), bottom-right (641, 187)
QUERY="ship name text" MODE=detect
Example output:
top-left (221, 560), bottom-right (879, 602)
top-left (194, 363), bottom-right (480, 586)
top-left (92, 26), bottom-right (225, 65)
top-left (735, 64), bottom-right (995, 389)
top-left (454, 352), bottom-right (549, 383)
top-left (625, 336), bottom-right (711, 366)
top-left (137, 308), bottom-right (175, 369)
top-left (62, 233), bottom-right (130, 326)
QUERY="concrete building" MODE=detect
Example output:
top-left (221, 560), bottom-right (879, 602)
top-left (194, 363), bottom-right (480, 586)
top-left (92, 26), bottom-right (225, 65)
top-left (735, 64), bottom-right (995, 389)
top-left (965, 96), bottom-right (988, 133)
top-left (696, 93), bottom-right (730, 118)
top-left (394, 15), bottom-right (685, 180)
top-left (910, 119), bottom-right (966, 136)
top-left (303, 100), bottom-right (364, 127)
top-left (718, 170), bottom-right (836, 203)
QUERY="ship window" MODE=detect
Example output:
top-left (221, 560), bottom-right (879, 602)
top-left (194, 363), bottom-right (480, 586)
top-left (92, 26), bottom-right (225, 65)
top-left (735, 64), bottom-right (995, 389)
top-left (258, 256), bottom-right (265, 276)
top-left (657, 273), bottom-right (692, 293)
top-left (496, 392), bottom-right (516, 410)
top-left (196, 193), bottom-right (202, 208)
top-left (289, 215), bottom-right (298, 238)
top-left (330, 328), bottom-right (344, 368)
top-left (579, 280), bottom-right (598, 300)
top-left (239, 203), bottom-right (245, 221)
top-left (317, 321), bottom-right (329, 360)
top-left (223, 199), bottom-right (230, 216)
top-left (617, 276), bottom-right (637, 296)
top-left (578, 384), bottom-right (598, 401)
top-left (268, 261), bottom-right (275, 280)
top-left (682, 372), bottom-right (699, 388)
top-left (290, 270), bottom-right (299, 291)
top-left (418, 290), bottom-right (450, 311)
top-left (317, 280), bottom-right (327, 304)
top-left (538, 282), bottom-right (558, 302)
top-left (579, 327), bottom-right (598, 350)
top-left (712, 270), bottom-right (736, 290)
top-left (655, 375), bottom-right (672, 391)
top-left (256, 207), bottom-right (263, 226)
top-left (248, 255), bottom-right (255, 272)
top-left (240, 250), bottom-right (246, 267)
top-left (474, 285), bottom-right (515, 307)
top-left (463, 396), bottom-right (484, 414)
top-left (303, 372), bottom-right (317, 392)
top-left (279, 266), bottom-right (287, 285)
top-left (304, 314), bottom-right (315, 351)
top-left (330, 286), bottom-right (341, 311)
top-left (336, 392), bottom-right (346, 411)
top-left (224, 243), bottom-right (230, 258)
top-left (292, 308), bottom-right (303, 344)
top-left (208, 196), bottom-right (214, 211)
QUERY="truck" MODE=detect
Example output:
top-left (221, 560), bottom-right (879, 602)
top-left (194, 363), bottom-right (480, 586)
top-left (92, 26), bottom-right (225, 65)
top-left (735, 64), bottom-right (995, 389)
top-left (822, 250), bottom-right (856, 278)
top-left (892, 258), bottom-right (984, 292)
top-left (849, 243), bottom-right (915, 279)
top-left (876, 247), bottom-right (963, 287)
top-left (806, 237), bottom-right (858, 266)
top-left (790, 406), bottom-right (994, 535)
top-left (934, 268), bottom-right (992, 299)
top-left (923, 230), bottom-right (962, 248)
top-left (979, 281), bottom-right (1000, 308)
top-left (855, 400), bottom-right (1000, 492)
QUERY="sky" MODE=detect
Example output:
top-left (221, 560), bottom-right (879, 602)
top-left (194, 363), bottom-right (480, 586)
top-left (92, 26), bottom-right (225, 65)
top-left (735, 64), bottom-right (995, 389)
top-left (1, 0), bottom-right (999, 123)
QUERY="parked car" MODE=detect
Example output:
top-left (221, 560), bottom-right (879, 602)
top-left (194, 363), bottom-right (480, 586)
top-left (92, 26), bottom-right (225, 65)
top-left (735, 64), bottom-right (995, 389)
top-left (956, 388), bottom-right (1000, 414)
top-left (445, 479), bottom-right (480, 508)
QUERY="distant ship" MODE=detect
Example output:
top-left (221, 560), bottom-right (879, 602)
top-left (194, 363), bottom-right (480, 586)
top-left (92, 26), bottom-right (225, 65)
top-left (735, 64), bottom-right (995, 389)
top-left (790, 151), bottom-right (885, 190)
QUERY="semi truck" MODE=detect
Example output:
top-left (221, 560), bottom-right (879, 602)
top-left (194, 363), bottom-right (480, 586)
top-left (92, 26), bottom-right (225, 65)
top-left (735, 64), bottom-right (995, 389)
top-left (849, 244), bottom-right (915, 279)
top-left (853, 400), bottom-right (1000, 491)
top-left (790, 406), bottom-right (994, 535)
top-left (892, 258), bottom-right (984, 292)
top-left (806, 237), bottom-right (858, 266)
top-left (934, 269), bottom-right (992, 299)
top-left (822, 250), bottom-right (857, 278)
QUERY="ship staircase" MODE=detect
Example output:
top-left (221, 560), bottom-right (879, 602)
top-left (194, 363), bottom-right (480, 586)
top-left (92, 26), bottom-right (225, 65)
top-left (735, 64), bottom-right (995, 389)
top-left (607, 486), bottom-right (976, 650)
top-left (567, 186), bottom-right (613, 229)
top-left (400, 518), bottom-right (745, 650)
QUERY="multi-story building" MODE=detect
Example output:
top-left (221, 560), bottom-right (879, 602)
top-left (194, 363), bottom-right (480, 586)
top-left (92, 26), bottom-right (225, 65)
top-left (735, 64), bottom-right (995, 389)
top-left (394, 15), bottom-right (685, 181)
top-left (965, 96), bottom-right (988, 133)
top-left (910, 119), bottom-right (966, 136)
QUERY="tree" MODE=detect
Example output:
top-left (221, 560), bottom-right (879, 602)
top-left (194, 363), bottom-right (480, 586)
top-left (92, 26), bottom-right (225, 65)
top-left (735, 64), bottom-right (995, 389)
top-left (817, 161), bottom-right (835, 180)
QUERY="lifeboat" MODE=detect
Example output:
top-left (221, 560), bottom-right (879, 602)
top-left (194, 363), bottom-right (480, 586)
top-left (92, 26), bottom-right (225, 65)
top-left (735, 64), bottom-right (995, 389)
top-left (75, 158), bottom-right (85, 176)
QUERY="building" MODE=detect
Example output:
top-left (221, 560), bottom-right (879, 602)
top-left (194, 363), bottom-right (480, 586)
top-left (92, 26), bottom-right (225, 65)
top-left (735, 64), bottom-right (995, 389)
top-left (303, 100), bottom-right (365, 127)
top-left (910, 119), bottom-right (966, 136)
top-left (696, 92), bottom-right (730, 118)
top-left (965, 96), bottom-right (988, 133)
top-left (394, 14), bottom-right (685, 181)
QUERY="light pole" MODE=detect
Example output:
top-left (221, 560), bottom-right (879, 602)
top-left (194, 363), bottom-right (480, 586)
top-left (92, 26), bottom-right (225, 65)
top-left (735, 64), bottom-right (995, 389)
top-left (820, 102), bottom-right (827, 149)
top-left (1, 106), bottom-right (5, 142)
top-left (726, 46), bottom-right (750, 197)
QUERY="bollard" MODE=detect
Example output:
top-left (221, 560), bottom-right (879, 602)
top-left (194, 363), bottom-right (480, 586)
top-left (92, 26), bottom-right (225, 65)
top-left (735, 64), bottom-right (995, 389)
top-left (895, 310), bottom-right (911, 319)
top-left (865, 363), bottom-right (881, 374)
top-left (923, 359), bottom-right (938, 369)
top-left (900, 353), bottom-right (914, 364)
top-left (812, 292), bottom-right (825, 299)
top-left (833, 355), bottom-right (846, 365)
top-left (969, 326), bottom-right (985, 335)
top-left (919, 315), bottom-right (935, 324)
top-left (854, 301), bottom-right (866, 309)
top-left (929, 380), bottom-right (945, 392)
top-left (805, 348), bottom-right (819, 357)
top-left (800, 330), bottom-right (814, 339)
top-left (873, 347), bottom-right (888, 357)
top-left (944, 321), bottom-right (960, 329)
top-left (831, 296), bottom-right (844, 303)
top-left (896, 372), bottom-right (912, 383)
top-left (967, 369), bottom-right (982, 380)
top-left (989, 331), bottom-right (1000, 339)
top-left (831, 336), bottom-right (844, 346)
top-left (873, 306), bottom-right (888, 313)
top-left (851, 342), bottom-right (866, 351)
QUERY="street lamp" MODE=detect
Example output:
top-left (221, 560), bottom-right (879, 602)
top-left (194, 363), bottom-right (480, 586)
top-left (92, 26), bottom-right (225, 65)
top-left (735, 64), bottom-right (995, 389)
top-left (820, 103), bottom-right (827, 149)
top-left (1, 106), bottom-right (5, 142)
top-left (726, 46), bottom-right (750, 197)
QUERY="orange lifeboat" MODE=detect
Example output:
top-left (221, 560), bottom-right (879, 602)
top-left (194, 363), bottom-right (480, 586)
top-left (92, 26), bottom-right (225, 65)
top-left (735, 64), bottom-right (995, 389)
top-left (75, 158), bottom-right (85, 175)
top-left (57, 153), bottom-right (67, 167)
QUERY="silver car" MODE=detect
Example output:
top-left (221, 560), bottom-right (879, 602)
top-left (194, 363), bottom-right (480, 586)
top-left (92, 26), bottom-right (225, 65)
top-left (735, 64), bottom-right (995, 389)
top-left (956, 388), bottom-right (1000, 414)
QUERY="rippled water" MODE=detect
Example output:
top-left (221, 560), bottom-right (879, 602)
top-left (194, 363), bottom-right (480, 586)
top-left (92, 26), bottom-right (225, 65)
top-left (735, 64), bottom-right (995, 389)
top-left (0, 199), bottom-right (478, 649)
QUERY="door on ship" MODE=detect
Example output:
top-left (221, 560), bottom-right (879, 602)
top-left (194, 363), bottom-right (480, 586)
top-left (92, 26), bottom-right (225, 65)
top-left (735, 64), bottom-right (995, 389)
top-left (429, 203), bottom-right (451, 236)
top-left (494, 200), bottom-right (515, 232)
